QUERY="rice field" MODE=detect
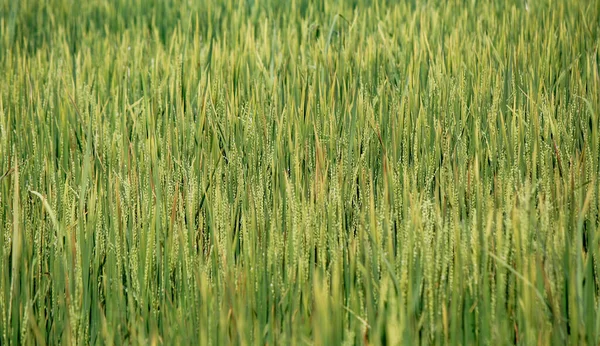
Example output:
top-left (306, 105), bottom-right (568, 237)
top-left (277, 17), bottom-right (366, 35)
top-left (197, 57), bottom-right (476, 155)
top-left (1, 0), bottom-right (599, 344)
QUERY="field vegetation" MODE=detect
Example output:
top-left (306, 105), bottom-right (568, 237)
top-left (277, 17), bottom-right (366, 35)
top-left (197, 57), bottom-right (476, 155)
top-left (1, 0), bottom-right (599, 344)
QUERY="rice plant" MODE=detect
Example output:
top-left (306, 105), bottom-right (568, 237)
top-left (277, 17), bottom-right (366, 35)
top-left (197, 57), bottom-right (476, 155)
top-left (1, 0), bottom-right (599, 344)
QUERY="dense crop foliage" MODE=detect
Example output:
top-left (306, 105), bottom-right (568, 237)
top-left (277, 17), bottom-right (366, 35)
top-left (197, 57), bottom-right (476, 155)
top-left (1, 0), bottom-right (599, 344)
